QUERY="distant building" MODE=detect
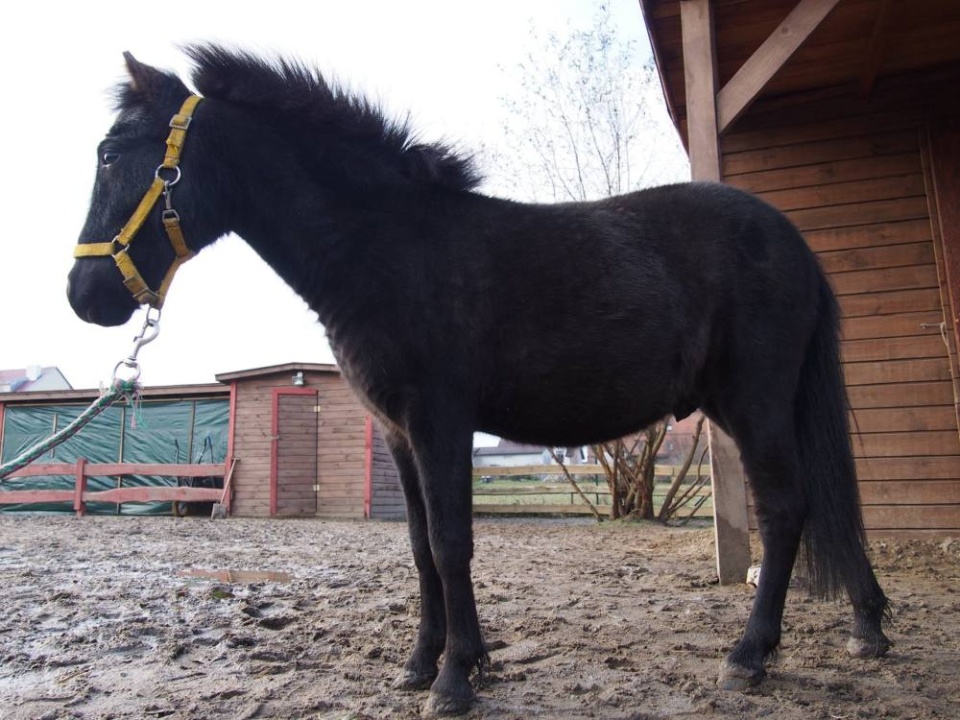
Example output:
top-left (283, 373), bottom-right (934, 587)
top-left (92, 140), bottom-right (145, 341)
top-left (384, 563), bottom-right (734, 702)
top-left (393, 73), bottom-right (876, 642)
top-left (1, 362), bottom-right (402, 520)
top-left (0, 367), bottom-right (72, 393)
top-left (472, 414), bottom-right (706, 469)
top-left (472, 439), bottom-right (589, 468)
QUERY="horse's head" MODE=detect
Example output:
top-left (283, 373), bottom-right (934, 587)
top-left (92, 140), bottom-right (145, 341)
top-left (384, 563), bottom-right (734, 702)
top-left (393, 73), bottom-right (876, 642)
top-left (68, 53), bottom-right (217, 326)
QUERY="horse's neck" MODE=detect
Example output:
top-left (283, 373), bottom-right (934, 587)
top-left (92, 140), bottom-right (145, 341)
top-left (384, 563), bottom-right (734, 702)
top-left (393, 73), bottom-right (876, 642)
top-left (227, 156), bottom-right (413, 333)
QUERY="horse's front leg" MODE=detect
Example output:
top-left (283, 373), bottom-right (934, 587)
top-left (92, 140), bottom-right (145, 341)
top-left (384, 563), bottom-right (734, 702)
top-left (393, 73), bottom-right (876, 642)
top-left (384, 429), bottom-right (447, 691)
top-left (410, 418), bottom-right (487, 717)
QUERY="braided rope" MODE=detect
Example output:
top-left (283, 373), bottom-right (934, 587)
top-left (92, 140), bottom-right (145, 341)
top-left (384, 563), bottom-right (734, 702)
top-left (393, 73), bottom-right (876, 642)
top-left (0, 379), bottom-right (140, 481)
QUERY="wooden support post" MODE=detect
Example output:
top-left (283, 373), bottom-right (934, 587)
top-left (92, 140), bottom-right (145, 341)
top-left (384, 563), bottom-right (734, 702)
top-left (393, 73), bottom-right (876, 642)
top-left (680, 0), bottom-right (751, 584)
top-left (364, 416), bottom-right (373, 519)
top-left (680, 0), bottom-right (721, 182)
top-left (708, 425), bottom-right (751, 583)
top-left (73, 458), bottom-right (87, 517)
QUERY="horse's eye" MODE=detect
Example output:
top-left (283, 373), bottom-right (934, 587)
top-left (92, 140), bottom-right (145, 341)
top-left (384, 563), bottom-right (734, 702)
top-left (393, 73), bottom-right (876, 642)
top-left (100, 151), bottom-right (121, 167)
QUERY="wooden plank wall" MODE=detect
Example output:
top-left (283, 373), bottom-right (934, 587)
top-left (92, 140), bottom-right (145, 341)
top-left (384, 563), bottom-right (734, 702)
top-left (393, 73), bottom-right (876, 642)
top-left (369, 423), bottom-right (406, 520)
top-left (230, 377), bottom-right (276, 516)
top-left (721, 101), bottom-right (960, 537)
top-left (314, 374), bottom-right (369, 519)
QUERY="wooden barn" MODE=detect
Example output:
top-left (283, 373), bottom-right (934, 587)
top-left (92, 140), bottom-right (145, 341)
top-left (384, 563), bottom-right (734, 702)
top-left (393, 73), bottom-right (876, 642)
top-left (638, 0), bottom-right (960, 577)
top-left (1, 362), bottom-right (403, 520)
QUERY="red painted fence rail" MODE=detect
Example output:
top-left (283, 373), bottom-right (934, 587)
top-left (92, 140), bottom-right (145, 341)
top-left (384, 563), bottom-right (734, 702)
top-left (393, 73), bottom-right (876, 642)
top-left (0, 459), bottom-right (231, 516)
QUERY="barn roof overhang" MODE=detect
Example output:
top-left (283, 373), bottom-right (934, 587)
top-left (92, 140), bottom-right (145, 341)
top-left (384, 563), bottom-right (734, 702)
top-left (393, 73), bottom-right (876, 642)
top-left (635, 0), bottom-right (960, 583)
top-left (639, 0), bottom-right (960, 151)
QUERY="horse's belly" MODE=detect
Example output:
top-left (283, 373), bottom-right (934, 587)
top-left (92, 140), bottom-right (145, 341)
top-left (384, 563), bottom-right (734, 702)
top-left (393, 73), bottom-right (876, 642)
top-left (477, 378), bottom-right (676, 447)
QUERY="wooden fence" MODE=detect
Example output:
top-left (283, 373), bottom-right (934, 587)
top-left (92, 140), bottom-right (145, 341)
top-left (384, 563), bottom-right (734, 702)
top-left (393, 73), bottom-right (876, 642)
top-left (0, 460), bottom-right (232, 516)
top-left (472, 464), bottom-right (712, 517)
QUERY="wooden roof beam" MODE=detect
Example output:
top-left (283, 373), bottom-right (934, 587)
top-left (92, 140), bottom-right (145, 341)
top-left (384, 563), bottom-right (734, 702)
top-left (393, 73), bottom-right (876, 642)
top-left (717, 0), bottom-right (842, 134)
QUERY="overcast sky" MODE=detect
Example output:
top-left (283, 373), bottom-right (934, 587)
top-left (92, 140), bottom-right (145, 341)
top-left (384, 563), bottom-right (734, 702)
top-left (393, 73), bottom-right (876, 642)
top-left (0, 0), bottom-right (685, 392)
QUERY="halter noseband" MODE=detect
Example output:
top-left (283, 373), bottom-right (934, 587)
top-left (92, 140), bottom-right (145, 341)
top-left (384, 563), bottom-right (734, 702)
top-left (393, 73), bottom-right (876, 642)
top-left (74, 95), bottom-right (203, 309)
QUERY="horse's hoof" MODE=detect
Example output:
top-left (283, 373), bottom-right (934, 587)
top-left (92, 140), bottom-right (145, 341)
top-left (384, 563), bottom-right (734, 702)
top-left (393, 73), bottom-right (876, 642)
top-left (422, 688), bottom-right (475, 717)
top-left (717, 658), bottom-right (764, 691)
top-left (846, 634), bottom-right (891, 658)
top-left (393, 668), bottom-right (437, 691)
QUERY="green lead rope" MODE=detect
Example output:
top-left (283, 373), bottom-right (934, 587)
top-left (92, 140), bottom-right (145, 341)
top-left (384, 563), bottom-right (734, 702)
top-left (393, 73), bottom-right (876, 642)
top-left (0, 379), bottom-right (141, 481)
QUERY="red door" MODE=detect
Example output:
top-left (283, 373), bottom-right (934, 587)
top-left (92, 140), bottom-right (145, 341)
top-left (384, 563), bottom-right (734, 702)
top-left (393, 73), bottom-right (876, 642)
top-left (270, 388), bottom-right (318, 516)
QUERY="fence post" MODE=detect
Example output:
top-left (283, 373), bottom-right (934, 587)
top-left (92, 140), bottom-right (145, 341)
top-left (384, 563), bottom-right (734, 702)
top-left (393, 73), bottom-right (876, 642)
top-left (73, 458), bottom-right (87, 517)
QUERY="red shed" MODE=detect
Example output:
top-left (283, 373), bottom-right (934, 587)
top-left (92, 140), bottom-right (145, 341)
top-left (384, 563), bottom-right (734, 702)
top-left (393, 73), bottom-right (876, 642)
top-left (216, 363), bottom-right (403, 520)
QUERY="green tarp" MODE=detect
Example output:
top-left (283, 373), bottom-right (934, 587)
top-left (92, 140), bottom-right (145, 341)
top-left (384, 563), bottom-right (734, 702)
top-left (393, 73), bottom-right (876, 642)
top-left (0, 398), bottom-right (228, 514)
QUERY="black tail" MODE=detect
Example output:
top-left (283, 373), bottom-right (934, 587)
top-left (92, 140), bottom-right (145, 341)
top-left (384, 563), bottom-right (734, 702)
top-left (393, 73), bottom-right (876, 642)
top-left (795, 277), bottom-right (876, 601)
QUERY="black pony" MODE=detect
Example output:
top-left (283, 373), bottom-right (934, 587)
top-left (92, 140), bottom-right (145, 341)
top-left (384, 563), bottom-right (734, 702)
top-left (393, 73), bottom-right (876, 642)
top-left (67, 47), bottom-right (890, 716)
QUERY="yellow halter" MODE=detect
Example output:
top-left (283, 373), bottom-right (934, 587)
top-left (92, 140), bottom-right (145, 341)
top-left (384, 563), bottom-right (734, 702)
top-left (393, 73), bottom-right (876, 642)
top-left (73, 95), bottom-right (203, 309)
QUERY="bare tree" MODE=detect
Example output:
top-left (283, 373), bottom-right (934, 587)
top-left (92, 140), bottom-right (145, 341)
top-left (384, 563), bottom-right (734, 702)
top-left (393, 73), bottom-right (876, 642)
top-left (590, 416), bottom-right (708, 523)
top-left (485, 3), bottom-right (687, 202)
top-left (657, 415), bottom-right (711, 524)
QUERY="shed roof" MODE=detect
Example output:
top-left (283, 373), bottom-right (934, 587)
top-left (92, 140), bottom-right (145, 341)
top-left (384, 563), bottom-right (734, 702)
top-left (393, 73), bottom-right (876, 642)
top-left (0, 363), bottom-right (343, 405)
top-left (0, 383), bottom-right (228, 406)
top-left (215, 362), bottom-right (340, 383)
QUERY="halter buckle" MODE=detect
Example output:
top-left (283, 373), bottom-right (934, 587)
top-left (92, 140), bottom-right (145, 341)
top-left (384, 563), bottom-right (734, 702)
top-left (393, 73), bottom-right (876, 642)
top-left (169, 114), bottom-right (193, 131)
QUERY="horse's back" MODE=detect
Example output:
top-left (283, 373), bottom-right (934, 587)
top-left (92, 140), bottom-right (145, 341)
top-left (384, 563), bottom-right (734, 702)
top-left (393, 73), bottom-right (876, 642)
top-left (472, 182), bottom-right (825, 445)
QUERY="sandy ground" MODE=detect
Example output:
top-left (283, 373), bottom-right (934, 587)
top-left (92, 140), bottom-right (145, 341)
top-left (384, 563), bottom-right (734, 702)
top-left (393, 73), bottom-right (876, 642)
top-left (0, 515), bottom-right (957, 720)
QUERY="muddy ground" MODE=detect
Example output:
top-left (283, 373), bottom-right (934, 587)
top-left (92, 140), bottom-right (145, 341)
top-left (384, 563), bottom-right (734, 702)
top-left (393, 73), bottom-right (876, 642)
top-left (0, 515), bottom-right (957, 719)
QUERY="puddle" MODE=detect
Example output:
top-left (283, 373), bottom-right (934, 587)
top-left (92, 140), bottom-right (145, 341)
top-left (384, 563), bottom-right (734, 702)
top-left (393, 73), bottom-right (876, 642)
top-left (177, 569), bottom-right (292, 584)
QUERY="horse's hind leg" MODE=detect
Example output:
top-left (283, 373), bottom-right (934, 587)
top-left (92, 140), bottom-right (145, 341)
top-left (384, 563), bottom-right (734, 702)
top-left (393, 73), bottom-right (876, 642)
top-left (715, 410), bottom-right (808, 690)
top-left (383, 429), bottom-right (446, 691)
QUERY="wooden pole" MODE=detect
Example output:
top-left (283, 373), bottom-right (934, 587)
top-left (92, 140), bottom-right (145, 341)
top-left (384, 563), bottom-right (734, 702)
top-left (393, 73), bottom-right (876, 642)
top-left (680, 0), bottom-right (721, 182)
top-left (73, 458), bottom-right (87, 517)
top-left (680, 0), bottom-right (751, 584)
top-left (364, 417), bottom-right (373, 519)
top-left (925, 121), bottom-right (960, 437)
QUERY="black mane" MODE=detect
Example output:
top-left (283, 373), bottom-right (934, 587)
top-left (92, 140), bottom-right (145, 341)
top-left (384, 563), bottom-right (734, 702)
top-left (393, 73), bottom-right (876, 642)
top-left (179, 44), bottom-right (482, 192)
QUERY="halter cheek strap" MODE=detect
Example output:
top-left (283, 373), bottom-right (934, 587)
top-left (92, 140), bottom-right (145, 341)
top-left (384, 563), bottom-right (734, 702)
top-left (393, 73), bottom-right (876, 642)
top-left (74, 94), bottom-right (203, 309)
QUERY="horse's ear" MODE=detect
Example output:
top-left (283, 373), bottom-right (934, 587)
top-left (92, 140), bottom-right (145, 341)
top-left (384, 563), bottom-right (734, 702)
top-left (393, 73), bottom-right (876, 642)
top-left (123, 51), bottom-right (183, 104)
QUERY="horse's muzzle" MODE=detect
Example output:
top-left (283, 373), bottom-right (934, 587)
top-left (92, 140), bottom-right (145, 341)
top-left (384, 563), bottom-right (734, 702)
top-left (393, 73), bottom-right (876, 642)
top-left (67, 262), bottom-right (139, 327)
